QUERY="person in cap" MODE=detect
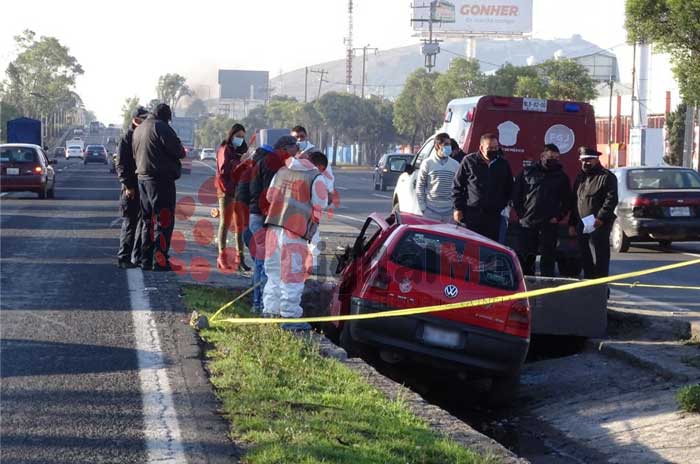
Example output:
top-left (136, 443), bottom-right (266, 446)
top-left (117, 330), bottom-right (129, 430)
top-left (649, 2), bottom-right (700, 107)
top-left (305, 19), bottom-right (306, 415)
top-left (132, 103), bottom-right (186, 271)
top-left (292, 125), bottom-right (335, 271)
top-left (449, 138), bottom-right (467, 164)
top-left (215, 123), bottom-right (250, 272)
top-left (239, 143), bottom-right (274, 312)
top-left (263, 151), bottom-right (328, 330)
top-left (115, 106), bottom-right (149, 268)
top-left (452, 132), bottom-right (514, 242)
top-left (569, 147), bottom-right (618, 278)
top-left (512, 144), bottom-right (572, 276)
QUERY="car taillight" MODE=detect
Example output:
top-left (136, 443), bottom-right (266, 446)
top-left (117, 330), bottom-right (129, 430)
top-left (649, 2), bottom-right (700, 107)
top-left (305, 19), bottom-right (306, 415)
top-left (505, 300), bottom-right (530, 338)
top-left (632, 197), bottom-right (652, 207)
top-left (33, 166), bottom-right (43, 174)
top-left (369, 266), bottom-right (391, 290)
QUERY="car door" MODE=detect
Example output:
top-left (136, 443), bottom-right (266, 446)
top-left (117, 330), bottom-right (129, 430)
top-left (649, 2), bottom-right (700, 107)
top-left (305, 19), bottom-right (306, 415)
top-left (393, 137), bottom-right (434, 214)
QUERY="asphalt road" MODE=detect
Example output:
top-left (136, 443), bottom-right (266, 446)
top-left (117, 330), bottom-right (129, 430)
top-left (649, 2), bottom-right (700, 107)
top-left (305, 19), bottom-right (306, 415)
top-left (0, 158), bottom-right (236, 463)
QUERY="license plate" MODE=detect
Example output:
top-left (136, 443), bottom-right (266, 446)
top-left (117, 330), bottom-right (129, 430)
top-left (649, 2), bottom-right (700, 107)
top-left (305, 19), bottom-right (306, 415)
top-left (6, 168), bottom-right (19, 175)
top-left (670, 206), bottom-right (691, 217)
top-left (523, 98), bottom-right (547, 112)
top-left (422, 325), bottom-right (461, 349)
top-left (92, 152), bottom-right (99, 156)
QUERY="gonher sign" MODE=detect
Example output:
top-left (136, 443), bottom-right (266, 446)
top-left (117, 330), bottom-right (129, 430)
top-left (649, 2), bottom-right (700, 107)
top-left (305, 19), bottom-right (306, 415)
top-left (412, 0), bottom-right (533, 35)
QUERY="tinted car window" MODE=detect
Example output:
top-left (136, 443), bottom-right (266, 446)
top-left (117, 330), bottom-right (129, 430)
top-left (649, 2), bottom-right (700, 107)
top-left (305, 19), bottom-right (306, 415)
top-left (415, 139), bottom-right (434, 168)
top-left (627, 169), bottom-right (700, 190)
top-left (391, 231), bottom-right (518, 290)
top-left (388, 157), bottom-right (408, 171)
top-left (0, 147), bottom-right (38, 164)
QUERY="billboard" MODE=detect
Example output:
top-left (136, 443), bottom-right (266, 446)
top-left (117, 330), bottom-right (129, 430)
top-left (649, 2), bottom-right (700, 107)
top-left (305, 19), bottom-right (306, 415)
top-left (412, 0), bottom-right (533, 35)
top-left (218, 70), bottom-right (269, 100)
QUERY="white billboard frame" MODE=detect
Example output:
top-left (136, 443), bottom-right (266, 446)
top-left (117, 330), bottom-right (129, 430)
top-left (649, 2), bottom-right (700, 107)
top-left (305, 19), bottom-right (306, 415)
top-left (411, 0), bottom-right (533, 37)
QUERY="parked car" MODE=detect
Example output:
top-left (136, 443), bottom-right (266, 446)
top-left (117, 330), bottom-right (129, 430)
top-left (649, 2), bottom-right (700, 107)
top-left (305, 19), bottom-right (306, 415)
top-left (328, 211), bottom-right (530, 404)
top-left (65, 145), bottom-right (83, 160)
top-left (1, 144), bottom-right (57, 198)
top-left (83, 145), bottom-right (108, 164)
top-left (374, 153), bottom-right (413, 191)
top-left (610, 166), bottom-right (700, 252)
top-left (200, 148), bottom-right (216, 161)
top-left (52, 146), bottom-right (66, 159)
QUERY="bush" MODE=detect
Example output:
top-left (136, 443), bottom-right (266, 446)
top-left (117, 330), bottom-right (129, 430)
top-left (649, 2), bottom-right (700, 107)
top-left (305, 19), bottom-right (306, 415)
top-left (677, 384), bottom-right (700, 413)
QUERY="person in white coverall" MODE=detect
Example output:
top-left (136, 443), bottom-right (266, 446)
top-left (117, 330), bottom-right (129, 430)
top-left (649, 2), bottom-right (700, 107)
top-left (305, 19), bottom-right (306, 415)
top-left (263, 151), bottom-right (328, 330)
top-left (292, 125), bottom-right (334, 271)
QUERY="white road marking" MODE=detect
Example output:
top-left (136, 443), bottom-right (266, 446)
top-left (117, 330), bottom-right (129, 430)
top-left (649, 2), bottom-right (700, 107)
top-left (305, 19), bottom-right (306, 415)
top-left (110, 217), bottom-right (123, 228)
top-left (372, 193), bottom-right (392, 199)
top-left (335, 186), bottom-right (348, 191)
top-left (193, 160), bottom-right (216, 172)
top-left (127, 269), bottom-right (186, 463)
top-left (332, 213), bottom-right (365, 223)
top-left (0, 193), bottom-right (9, 198)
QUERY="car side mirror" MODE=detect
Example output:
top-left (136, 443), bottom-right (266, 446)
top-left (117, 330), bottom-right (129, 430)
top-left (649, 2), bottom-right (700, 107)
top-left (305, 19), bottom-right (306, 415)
top-left (404, 163), bottom-right (414, 174)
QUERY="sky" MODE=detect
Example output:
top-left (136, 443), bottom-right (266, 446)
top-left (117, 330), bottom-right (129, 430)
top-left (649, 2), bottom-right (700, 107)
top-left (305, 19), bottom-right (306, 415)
top-left (1, 0), bottom-right (632, 123)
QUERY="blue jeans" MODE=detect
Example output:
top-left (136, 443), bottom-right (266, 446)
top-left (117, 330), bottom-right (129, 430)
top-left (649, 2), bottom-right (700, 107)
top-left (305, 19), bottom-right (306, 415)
top-left (248, 214), bottom-right (267, 310)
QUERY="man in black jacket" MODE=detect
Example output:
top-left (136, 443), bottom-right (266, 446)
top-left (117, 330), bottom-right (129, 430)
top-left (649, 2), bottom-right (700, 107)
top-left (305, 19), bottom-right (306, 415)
top-left (512, 144), bottom-right (571, 276)
top-left (452, 133), bottom-right (513, 242)
top-left (569, 147), bottom-right (618, 278)
top-left (115, 106), bottom-right (149, 269)
top-left (132, 103), bottom-right (185, 271)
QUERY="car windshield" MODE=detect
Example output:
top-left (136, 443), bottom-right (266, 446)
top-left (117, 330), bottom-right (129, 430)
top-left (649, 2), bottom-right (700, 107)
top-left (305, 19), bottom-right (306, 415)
top-left (390, 231), bottom-right (517, 290)
top-left (68, 146), bottom-right (81, 150)
top-left (627, 169), bottom-right (700, 190)
top-left (0, 147), bottom-right (38, 164)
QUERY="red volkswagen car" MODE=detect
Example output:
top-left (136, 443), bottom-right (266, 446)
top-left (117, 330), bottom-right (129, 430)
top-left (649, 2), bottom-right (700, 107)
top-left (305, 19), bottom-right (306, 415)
top-left (328, 212), bottom-right (530, 403)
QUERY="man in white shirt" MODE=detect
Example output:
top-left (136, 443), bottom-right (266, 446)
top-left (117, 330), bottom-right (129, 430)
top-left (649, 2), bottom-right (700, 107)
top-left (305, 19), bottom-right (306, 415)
top-left (417, 133), bottom-right (460, 222)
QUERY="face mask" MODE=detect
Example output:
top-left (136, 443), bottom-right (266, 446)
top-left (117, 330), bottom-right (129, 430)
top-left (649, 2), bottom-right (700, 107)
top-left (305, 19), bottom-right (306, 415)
top-left (544, 159), bottom-right (559, 169)
top-left (441, 145), bottom-right (452, 157)
top-left (486, 149), bottom-right (500, 161)
top-left (232, 137), bottom-right (244, 148)
top-left (297, 140), bottom-right (309, 151)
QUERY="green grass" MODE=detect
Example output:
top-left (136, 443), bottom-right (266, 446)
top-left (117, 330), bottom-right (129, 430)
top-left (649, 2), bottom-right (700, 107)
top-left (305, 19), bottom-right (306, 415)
top-left (182, 284), bottom-right (497, 464)
top-left (677, 384), bottom-right (700, 413)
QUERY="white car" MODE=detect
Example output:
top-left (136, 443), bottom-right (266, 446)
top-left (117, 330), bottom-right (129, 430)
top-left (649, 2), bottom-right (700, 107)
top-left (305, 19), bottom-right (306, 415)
top-left (392, 136), bottom-right (435, 215)
top-left (200, 148), bottom-right (216, 161)
top-left (65, 145), bottom-right (83, 160)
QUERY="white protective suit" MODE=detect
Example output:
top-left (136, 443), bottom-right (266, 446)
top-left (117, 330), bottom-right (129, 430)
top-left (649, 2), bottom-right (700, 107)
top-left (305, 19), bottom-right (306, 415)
top-left (300, 143), bottom-right (335, 268)
top-left (263, 157), bottom-right (328, 318)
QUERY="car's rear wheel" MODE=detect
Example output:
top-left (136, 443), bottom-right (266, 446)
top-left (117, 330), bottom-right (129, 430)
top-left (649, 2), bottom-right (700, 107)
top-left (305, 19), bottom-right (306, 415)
top-left (339, 322), bottom-right (375, 360)
top-left (611, 221), bottom-right (630, 253)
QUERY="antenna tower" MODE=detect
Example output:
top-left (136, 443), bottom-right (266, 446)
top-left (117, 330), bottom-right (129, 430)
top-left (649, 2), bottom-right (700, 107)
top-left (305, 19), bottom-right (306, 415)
top-left (344, 0), bottom-right (354, 92)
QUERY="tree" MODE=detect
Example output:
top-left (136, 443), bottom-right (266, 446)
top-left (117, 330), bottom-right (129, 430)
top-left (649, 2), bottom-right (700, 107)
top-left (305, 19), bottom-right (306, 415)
top-left (664, 103), bottom-right (686, 165)
top-left (242, 106), bottom-right (269, 132)
top-left (434, 58), bottom-right (486, 108)
top-left (626, 0), bottom-right (700, 104)
top-left (537, 59), bottom-right (597, 101)
top-left (514, 75), bottom-right (549, 98)
top-left (156, 74), bottom-right (192, 111)
top-left (196, 115), bottom-right (235, 148)
top-left (485, 63), bottom-right (539, 97)
top-left (147, 99), bottom-right (161, 112)
top-left (121, 97), bottom-right (141, 131)
top-left (185, 98), bottom-right (208, 118)
top-left (316, 92), bottom-right (363, 165)
top-left (2, 30), bottom-right (84, 123)
top-left (393, 68), bottom-right (441, 148)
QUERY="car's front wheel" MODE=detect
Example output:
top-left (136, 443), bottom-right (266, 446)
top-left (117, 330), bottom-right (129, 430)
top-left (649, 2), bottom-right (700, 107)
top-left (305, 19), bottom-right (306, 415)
top-left (611, 220), bottom-right (630, 253)
top-left (379, 176), bottom-right (386, 191)
top-left (373, 174), bottom-right (379, 190)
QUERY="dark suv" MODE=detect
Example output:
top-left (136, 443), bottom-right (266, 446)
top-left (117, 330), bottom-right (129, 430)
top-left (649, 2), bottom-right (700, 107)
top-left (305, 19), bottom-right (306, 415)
top-left (374, 153), bottom-right (413, 191)
top-left (83, 145), bottom-right (108, 165)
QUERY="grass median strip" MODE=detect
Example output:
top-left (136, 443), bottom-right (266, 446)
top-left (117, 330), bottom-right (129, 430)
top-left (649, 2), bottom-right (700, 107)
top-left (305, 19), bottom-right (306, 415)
top-left (183, 284), bottom-right (497, 464)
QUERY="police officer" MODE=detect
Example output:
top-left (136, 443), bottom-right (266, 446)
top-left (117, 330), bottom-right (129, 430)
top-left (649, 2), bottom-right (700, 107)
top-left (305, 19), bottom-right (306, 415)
top-left (133, 103), bottom-right (186, 271)
top-left (115, 106), bottom-right (149, 269)
top-left (512, 144), bottom-right (572, 276)
top-left (452, 133), bottom-right (513, 242)
top-left (569, 147), bottom-right (618, 278)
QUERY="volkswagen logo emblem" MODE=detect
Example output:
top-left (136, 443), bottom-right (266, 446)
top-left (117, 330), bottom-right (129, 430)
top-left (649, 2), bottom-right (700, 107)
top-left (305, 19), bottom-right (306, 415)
top-left (444, 285), bottom-right (459, 299)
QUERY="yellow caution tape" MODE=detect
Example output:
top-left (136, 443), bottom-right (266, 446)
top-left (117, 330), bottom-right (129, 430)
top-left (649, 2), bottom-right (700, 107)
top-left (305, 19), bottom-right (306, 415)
top-left (209, 258), bottom-right (700, 326)
top-left (610, 282), bottom-right (700, 291)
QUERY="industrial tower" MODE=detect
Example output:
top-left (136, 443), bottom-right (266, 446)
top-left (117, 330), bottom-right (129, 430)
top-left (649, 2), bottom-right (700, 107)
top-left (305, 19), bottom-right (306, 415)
top-left (344, 0), bottom-right (353, 93)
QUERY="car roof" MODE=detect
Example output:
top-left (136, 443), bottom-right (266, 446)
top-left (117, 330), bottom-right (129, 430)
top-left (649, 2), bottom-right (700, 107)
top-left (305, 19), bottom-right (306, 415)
top-left (613, 166), bottom-right (692, 172)
top-left (397, 213), bottom-right (510, 250)
top-left (0, 143), bottom-right (41, 150)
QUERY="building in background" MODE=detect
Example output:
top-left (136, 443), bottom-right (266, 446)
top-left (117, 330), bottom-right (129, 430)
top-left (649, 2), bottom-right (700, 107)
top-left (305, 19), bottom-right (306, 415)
top-left (217, 70), bottom-right (269, 120)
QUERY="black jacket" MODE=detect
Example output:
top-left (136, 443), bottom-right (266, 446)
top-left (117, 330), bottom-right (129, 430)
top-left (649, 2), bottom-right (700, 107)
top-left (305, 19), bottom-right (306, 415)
top-left (451, 149), bottom-right (467, 164)
top-left (116, 125), bottom-right (137, 190)
top-left (249, 150), bottom-right (290, 216)
top-left (452, 152), bottom-right (514, 215)
top-left (569, 166), bottom-right (619, 226)
top-left (512, 163), bottom-right (572, 228)
top-left (132, 115), bottom-right (185, 181)
top-left (236, 149), bottom-right (267, 208)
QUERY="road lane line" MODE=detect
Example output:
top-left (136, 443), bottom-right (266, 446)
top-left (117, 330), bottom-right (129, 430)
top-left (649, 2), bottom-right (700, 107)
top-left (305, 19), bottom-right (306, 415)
top-left (127, 269), bottom-right (186, 463)
top-left (335, 186), bottom-right (348, 191)
top-left (371, 193), bottom-right (392, 199)
top-left (332, 213), bottom-right (365, 223)
top-left (193, 160), bottom-right (216, 172)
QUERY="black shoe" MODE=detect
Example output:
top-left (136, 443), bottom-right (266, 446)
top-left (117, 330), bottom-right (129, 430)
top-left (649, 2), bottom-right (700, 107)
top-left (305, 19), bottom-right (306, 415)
top-left (118, 259), bottom-right (138, 269)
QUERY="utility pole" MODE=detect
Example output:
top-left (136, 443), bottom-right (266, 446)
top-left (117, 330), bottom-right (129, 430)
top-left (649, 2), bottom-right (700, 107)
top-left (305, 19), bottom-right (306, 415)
top-left (608, 77), bottom-right (614, 167)
top-left (344, 0), bottom-right (354, 93)
top-left (353, 44), bottom-right (378, 99)
top-left (304, 67), bottom-right (309, 103)
top-left (412, 1), bottom-right (443, 72)
top-left (310, 69), bottom-right (328, 100)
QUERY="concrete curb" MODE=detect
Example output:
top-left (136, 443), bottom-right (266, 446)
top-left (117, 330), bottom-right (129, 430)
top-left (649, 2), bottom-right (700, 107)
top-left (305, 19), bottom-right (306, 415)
top-left (587, 339), bottom-right (688, 382)
top-left (306, 332), bottom-right (528, 463)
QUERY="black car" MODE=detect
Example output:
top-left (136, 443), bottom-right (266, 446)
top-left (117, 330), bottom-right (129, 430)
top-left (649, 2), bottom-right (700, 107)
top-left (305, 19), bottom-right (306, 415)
top-left (83, 145), bottom-right (108, 165)
top-left (610, 166), bottom-right (700, 252)
top-left (52, 146), bottom-right (65, 159)
top-left (373, 153), bottom-right (413, 191)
